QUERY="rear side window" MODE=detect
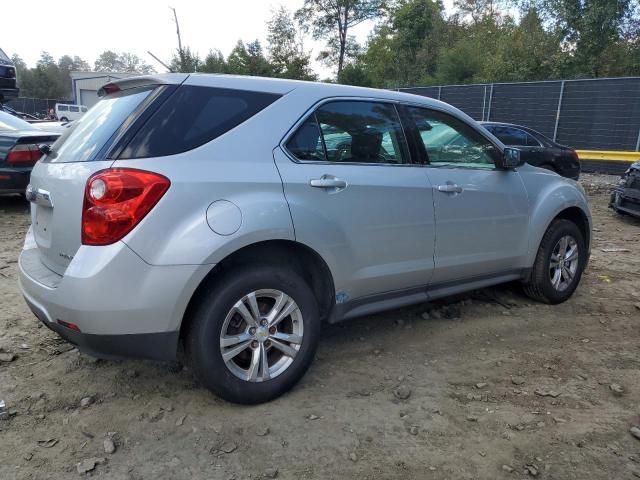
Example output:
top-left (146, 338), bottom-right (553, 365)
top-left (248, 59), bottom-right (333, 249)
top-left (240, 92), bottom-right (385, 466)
top-left (69, 106), bottom-right (80, 112)
top-left (57, 105), bottom-right (69, 111)
top-left (119, 86), bottom-right (281, 159)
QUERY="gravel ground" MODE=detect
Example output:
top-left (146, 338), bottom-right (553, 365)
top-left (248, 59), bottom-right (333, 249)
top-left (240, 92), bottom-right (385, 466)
top-left (1, 173), bottom-right (639, 479)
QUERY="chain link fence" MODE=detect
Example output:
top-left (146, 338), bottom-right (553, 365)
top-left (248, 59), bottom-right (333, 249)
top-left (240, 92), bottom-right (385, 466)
top-left (4, 97), bottom-right (72, 117)
top-left (399, 77), bottom-right (640, 152)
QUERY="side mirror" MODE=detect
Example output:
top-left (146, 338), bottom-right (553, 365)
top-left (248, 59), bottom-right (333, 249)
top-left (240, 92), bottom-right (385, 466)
top-left (498, 147), bottom-right (524, 169)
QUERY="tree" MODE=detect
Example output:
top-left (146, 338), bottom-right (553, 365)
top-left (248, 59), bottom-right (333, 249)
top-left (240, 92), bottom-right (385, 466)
top-left (94, 50), bottom-right (122, 71)
top-left (95, 51), bottom-right (154, 73)
top-left (511, 0), bottom-right (637, 77)
top-left (170, 46), bottom-right (201, 73)
top-left (337, 62), bottom-right (373, 85)
top-left (360, 0), bottom-right (445, 87)
top-left (227, 40), bottom-right (273, 76)
top-left (200, 49), bottom-right (227, 73)
top-left (295, 0), bottom-right (387, 74)
top-left (484, 8), bottom-right (563, 81)
top-left (267, 7), bottom-right (317, 80)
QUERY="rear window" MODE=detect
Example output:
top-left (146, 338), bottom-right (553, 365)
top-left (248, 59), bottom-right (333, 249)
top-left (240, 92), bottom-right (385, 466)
top-left (118, 85), bottom-right (281, 159)
top-left (48, 88), bottom-right (153, 163)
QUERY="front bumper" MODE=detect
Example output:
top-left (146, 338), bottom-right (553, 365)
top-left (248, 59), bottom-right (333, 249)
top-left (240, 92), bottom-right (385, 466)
top-left (19, 233), bottom-right (211, 360)
top-left (609, 187), bottom-right (640, 218)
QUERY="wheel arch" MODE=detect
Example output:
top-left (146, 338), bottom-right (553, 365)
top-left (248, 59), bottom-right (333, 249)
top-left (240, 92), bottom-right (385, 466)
top-left (179, 239), bottom-right (336, 341)
top-left (526, 201), bottom-right (591, 273)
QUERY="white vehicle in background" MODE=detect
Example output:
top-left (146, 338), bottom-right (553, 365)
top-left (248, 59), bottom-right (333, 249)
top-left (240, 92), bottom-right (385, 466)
top-left (55, 103), bottom-right (87, 122)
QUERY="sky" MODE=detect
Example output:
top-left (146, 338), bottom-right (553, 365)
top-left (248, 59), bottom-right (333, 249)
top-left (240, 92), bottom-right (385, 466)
top-left (1, 0), bottom-right (391, 78)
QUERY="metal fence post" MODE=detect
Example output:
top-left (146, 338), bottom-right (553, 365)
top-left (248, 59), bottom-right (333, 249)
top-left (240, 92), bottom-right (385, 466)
top-left (635, 128), bottom-right (640, 152)
top-left (553, 81), bottom-right (565, 142)
top-left (482, 85), bottom-right (487, 121)
top-left (486, 84), bottom-right (494, 121)
top-left (438, 86), bottom-right (442, 101)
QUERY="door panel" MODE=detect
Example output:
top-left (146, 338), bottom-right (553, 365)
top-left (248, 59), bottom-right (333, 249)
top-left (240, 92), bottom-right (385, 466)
top-left (274, 148), bottom-right (435, 300)
top-left (405, 107), bottom-right (530, 284)
top-left (426, 167), bottom-right (529, 283)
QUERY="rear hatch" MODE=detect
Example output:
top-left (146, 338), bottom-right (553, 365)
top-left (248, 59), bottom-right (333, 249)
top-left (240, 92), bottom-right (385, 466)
top-left (27, 81), bottom-right (179, 275)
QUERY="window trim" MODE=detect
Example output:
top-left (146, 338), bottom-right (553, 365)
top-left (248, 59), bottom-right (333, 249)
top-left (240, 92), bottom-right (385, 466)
top-left (401, 104), bottom-right (504, 171)
top-left (281, 96), bottom-right (416, 168)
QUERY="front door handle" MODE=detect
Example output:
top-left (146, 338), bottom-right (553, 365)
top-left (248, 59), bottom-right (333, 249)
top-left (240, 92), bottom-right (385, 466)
top-left (310, 177), bottom-right (347, 189)
top-left (436, 184), bottom-right (463, 194)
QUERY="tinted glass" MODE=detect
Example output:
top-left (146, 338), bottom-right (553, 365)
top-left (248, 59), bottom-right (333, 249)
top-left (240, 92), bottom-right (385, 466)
top-left (57, 105), bottom-right (69, 111)
top-left (408, 107), bottom-right (498, 168)
top-left (119, 85), bottom-right (280, 159)
top-left (286, 115), bottom-right (325, 161)
top-left (69, 106), bottom-right (80, 112)
top-left (493, 126), bottom-right (528, 146)
top-left (287, 101), bottom-right (409, 164)
top-left (48, 88), bottom-right (153, 163)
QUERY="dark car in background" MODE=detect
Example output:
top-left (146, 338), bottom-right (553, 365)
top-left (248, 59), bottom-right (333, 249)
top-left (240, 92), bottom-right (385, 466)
top-left (0, 48), bottom-right (19, 101)
top-left (609, 161), bottom-right (640, 218)
top-left (481, 121), bottom-right (580, 180)
top-left (0, 111), bottom-right (59, 195)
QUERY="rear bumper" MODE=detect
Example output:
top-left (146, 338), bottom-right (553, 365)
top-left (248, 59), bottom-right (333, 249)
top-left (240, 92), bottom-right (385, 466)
top-left (18, 232), bottom-right (211, 360)
top-left (25, 297), bottom-right (179, 360)
top-left (0, 168), bottom-right (30, 194)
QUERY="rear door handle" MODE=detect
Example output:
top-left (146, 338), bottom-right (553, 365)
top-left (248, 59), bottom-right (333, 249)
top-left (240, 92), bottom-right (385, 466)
top-left (310, 177), bottom-right (347, 189)
top-left (436, 184), bottom-right (463, 194)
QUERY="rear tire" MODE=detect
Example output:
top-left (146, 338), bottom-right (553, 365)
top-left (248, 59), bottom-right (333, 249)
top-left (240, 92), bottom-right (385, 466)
top-left (186, 264), bottom-right (320, 404)
top-left (60, 117), bottom-right (68, 122)
top-left (523, 219), bottom-right (586, 304)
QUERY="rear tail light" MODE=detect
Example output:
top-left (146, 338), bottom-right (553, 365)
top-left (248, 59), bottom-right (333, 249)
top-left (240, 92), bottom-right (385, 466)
top-left (82, 168), bottom-right (170, 246)
top-left (6, 144), bottom-right (42, 166)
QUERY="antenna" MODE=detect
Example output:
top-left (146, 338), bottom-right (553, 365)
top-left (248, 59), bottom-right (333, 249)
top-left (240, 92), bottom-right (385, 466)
top-left (147, 51), bottom-right (174, 73)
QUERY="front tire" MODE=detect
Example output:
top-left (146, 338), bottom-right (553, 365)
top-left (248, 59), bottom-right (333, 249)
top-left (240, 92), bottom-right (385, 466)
top-left (523, 219), bottom-right (586, 304)
top-left (186, 264), bottom-right (320, 404)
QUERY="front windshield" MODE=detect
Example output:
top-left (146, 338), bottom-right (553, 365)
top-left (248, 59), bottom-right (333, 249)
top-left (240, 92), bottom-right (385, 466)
top-left (0, 48), bottom-right (10, 63)
top-left (0, 111), bottom-right (37, 131)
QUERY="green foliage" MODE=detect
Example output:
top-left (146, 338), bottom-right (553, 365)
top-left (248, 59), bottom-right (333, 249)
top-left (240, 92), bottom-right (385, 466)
top-left (267, 7), bottom-right (317, 80)
top-left (13, 51), bottom-right (91, 99)
top-left (295, 0), bottom-right (387, 73)
top-left (342, 0), bottom-right (640, 87)
top-left (226, 40), bottom-right (273, 76)
top-left (9, 0), bottom-right (640, 100)
top-left (95, 51), bottom-right (154, 74)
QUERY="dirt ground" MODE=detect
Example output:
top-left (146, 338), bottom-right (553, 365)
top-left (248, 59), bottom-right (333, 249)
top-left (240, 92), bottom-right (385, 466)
top-left (1, 173), bottom-right (639, 480)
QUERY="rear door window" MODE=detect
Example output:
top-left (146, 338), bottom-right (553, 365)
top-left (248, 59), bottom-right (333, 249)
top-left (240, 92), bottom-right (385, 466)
top-left (48, 88), bottom-right (153, 163)
top-left (57, 105), bottom-right (68, 111)
top-left (286, 100), bottom-right (410, 164)
top-left (69, 106), bottom-right (80, 112)
top-left (118, 86), bottom-right (281, 159)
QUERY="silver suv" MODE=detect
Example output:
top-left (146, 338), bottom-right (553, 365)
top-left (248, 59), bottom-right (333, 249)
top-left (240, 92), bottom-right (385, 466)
top-left (19, 74), bottom-right (591, 404)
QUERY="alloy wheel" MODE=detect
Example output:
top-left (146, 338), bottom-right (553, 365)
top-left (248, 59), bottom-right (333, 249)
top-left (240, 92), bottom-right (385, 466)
top-left (219, 289), bottom-right (303, 382)
top-left (549, 235), bottom-right (579, 292)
